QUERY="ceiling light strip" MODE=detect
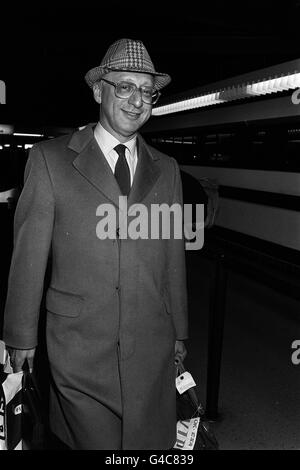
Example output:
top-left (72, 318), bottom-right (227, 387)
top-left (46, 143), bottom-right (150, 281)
top-left (13, 132), bottom-right (44, 137)
top-left (152, 72), bottom-right (300, 116)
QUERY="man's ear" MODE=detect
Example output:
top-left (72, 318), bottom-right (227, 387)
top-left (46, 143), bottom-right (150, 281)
top-left (93, 82), bottom-right (102, 104)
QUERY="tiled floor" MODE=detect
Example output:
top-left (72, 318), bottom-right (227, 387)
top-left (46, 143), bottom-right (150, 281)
top-left (184, 252), bottom-right (300, 450)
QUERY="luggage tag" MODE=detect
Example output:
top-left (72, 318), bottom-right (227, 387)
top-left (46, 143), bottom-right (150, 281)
top-left (176, 371), bottom-right (196, 394)
top-left (174, 418), bottom-right (200, 449)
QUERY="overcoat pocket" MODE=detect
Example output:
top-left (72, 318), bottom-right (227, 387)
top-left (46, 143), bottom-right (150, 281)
top-left (46, 286), bottom-right (84, 317)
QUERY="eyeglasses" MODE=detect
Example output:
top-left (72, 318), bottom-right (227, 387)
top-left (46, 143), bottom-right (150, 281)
top-left (100, 78), bottom-right (161, 105)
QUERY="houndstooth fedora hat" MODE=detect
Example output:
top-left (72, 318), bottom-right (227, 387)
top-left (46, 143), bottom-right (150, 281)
top-left (84, 38), bottom-right (171, 90)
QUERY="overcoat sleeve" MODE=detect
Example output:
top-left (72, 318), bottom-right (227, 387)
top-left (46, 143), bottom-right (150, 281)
top-left (166, 158), bottom-right (189, 340)
top-left (3, 144), bottom-right (55, 349)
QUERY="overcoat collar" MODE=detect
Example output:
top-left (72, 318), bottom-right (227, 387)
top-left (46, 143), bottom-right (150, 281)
top-left (69, 123), bottom-right (161, 212)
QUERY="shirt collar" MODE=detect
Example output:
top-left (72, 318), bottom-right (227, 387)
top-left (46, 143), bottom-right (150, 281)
top-left (94, 122), bottom-right (137, 157)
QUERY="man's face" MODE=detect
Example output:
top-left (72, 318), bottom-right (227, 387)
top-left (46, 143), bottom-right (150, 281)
top-left (95, 71), bottom-right (154, 142)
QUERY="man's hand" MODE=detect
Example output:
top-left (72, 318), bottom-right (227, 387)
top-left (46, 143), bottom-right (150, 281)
top-left (175, 340), bottom-right (187, 365)
top-left (7, 347), bottom-right (36, 373)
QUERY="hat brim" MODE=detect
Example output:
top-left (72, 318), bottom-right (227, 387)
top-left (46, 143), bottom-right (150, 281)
top-left (85, 66), bottom-right (171, 90)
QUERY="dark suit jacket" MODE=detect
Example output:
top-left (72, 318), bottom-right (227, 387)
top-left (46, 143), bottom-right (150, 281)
top-left (3, 123), bottom-right (188, 449)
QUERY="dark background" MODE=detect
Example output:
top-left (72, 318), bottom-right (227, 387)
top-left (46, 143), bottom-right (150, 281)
top-left (1, 0), bottom-right (300, 129)
top-left (1, 2), bottom-right (300, 451)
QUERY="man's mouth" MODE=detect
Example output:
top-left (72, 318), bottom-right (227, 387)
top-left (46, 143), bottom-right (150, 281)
top-left (122, 110), bottom-right (141, 119)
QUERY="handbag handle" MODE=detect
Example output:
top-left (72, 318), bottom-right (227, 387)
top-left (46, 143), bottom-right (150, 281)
top-left (175, 358), bottom-right (187, 377)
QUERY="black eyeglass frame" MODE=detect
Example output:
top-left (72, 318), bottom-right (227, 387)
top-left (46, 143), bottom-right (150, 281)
top-left (100, 78), bottom-right (161, 105)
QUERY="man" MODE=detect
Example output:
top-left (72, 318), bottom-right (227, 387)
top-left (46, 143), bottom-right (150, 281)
top-left (3, 38), bottom-right (188, 450)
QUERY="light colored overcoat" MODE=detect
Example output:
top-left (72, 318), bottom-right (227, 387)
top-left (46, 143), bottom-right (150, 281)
top-left (3, 123), bottom-right (188, 449)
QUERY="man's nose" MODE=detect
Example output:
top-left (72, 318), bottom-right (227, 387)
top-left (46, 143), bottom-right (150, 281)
top-left (128, 89), bottom-right (143, 108)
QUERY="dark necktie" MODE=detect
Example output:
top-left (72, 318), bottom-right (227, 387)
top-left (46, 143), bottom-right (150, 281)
top-left (114, 144), bottom-right (131, 196)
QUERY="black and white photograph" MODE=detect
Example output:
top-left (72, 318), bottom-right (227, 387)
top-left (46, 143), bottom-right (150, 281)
top-left (0, 0), bottom-right (299, 454)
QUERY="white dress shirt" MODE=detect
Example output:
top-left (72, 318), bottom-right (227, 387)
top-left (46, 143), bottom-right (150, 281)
top-left (94, 122), bottom-right (138, 186)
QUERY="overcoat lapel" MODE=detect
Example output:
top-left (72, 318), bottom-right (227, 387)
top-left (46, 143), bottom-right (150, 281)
top-left (69, 124), bottom-right (161, 212)
top-left (70, 124), bottom-right (122, 208)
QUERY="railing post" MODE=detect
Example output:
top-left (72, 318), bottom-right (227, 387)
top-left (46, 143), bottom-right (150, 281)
top-left (205, 250), bottom-right (227, 420)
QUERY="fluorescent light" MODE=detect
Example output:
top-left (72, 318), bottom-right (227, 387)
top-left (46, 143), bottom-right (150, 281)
top-left (17, 145), bottom-right (23, 148)
top-left (25, 144), bottom-right (34, 149)
top-left (0, 145), bottom-right (3, 150)
top-left (153, 93), bottom-right (226, 116)
top-left (152, 67), bottom-right (300, 116)
top-left (13, 133), bottom-right (44, 137)
top-left (4, 144), bottom-right (10, 147)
